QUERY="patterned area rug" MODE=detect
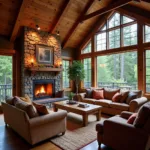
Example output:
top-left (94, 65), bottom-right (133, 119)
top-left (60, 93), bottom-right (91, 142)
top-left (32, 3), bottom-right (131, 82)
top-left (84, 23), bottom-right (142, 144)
top-left (51, 113), bottom-right (107, 150)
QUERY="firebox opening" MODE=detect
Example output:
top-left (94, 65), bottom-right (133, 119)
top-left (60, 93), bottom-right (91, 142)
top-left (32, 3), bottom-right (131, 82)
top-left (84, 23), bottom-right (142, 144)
top-left (34, 84), bottom-right (52, 98)
top-left (33, 79), bottom-right (55, 100)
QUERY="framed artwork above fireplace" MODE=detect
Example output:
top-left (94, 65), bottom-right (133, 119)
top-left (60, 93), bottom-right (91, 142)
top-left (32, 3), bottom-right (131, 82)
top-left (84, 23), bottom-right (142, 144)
top-left (36, 44), bottom-right (54, 65)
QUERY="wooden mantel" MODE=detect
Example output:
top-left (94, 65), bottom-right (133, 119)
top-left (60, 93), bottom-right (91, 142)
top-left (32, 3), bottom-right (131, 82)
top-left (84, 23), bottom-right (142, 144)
top-left (28, 67), bottom-right (63, 72)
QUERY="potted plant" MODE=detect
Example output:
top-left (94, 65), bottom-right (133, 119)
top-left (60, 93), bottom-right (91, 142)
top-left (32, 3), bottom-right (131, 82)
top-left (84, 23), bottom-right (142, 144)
top-left (67, 61), bottom-right (85, 94)
top-left (68, 92), bottom-right (75, 101)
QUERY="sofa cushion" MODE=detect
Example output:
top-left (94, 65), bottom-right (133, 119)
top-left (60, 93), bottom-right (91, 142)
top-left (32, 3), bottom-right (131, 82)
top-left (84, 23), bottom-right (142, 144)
top-left (127, 113), bottom-right (137, 124)
top-left (33, 102), bottom-right (49, 115)
top-left (82, 98), bottom-right (96, 104)
top-left (85, 89), bottom-right (93, 98)
top-left (14, 96), bottom-right (39, 118)
top-left (133, 102), bottom-right (150, 128)
top-left (20, 94), bottom-right (32, 104)
top-left (104, 89), bottom-right (120, 100)
top-left (93, 90), bottom-right (104, 99)
top-left (120, 91), bottom-right (129, 103)
top-left (55, 90), bottom-right (64, 98)
top-left (95, 99), bottom-right (112, 107)
top-left (132, 90), bottom-right (142, 98)
top-left (5, 97), bottom-right (15, 105)
top-left (126, 92), bottom-right (137, 104)
top-left (112, 92), bottom-right (122, 102)
top-left (109, 102), bottom-right (129, 111)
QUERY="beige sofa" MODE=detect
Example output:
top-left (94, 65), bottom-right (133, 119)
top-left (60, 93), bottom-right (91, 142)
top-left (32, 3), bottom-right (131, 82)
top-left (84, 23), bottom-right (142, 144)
top-left (78, 91), bottom-right (148, 115)
top-left (2, 102), bottom-right (67, 145)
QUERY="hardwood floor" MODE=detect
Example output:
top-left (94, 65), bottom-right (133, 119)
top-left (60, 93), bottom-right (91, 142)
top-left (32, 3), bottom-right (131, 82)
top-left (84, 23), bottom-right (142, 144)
top-left (0, 114), bottom-right (113, 150)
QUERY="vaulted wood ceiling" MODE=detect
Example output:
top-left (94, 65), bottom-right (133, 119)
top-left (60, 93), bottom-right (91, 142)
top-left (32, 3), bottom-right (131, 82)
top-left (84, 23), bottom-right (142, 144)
top-left (0, 0), bottom-right (150, 49)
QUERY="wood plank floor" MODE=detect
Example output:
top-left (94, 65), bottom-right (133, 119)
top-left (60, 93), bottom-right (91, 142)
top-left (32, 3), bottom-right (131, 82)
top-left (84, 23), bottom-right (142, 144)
top-left (0, 114), bottom-right (113, 150)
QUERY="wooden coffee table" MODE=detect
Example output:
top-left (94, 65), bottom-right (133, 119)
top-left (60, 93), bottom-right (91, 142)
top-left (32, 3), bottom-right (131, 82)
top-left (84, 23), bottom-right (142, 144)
top-left (53, 101), bottom-right (102, 126)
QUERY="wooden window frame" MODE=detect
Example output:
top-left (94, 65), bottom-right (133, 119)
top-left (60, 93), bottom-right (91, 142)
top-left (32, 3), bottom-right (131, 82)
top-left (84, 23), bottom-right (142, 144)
top-left (62, 56), bottom-right (72, 91)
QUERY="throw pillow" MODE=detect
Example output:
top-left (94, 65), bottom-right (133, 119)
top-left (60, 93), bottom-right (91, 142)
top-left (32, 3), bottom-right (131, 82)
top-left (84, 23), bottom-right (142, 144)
top-left (104, 89), bottom-right (120, 100)
top-left (126, 92), bottom-right (138, 104)
top-left (55, 90), bottom-right (64, 98)
top-left (127, 113), bottom-right (137, 124)
top-left (120, 91), bottom-right (129, 103)
top-left (85, 89), bottom-right (93, 98)
top-left (133, 102), bottom-right (150, 128)
top-left (33, 102), bottom-right (49, 115)
top-left (93, 90), bottom-right (104, 100)
top-left (20, 94), bottom-right (32, 104)
top-left (5, 97), bottom-right (15, 105)
top-left (112, 92), bottom-right (122, 102)
top-left (132, 90), bottom-right (142, 98)
top-left (14, 96), bottom-right (39, 118)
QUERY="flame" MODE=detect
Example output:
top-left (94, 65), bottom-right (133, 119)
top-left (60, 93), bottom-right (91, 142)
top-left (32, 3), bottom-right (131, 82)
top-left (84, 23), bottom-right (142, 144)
top-left (35, 86), bottom-right (46, 95)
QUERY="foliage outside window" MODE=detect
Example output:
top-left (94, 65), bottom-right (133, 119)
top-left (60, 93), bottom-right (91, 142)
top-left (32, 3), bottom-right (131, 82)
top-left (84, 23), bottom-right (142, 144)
top-left (123, 24), bottom-right (137, 46)
top-left (97, 52), bottom-right (137, 90)
top-left (145, 25), bottom-right (150, 43)
top-left (63, 60), bottom-right (70, 88)
top-left (83, 58), bottom-right (91, 88)
top-left (145, 50), bottom-right (150, 92)
top-left (109, 29), bottom-right (120, 49)
top-left (81, 42), bottom-right (91, 54)
top-left (96, 32), bottom-right (106, 51)
top-left (123, 16), bottom-right (134, 24)
top-left (109, 13), bottom-right (120, 28)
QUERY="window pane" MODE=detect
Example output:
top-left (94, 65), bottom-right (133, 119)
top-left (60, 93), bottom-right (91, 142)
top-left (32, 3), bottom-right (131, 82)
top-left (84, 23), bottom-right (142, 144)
top-left (97, 52), bottom-right (137, 90)
top-left (145, 25), bottom-right (150, 43)
top-left (146, 50), bottom-right (150, 92)
top-left (83, 58), bottom-right (91, 88)
top-left (123, 16), bottom-right (134, 24)
top-left (109, 29), bottom-right (120, 49)
top-left (123, 24), bottom-right (137, 46)
top-left (96, 32), bottom-right (106, 51)
top-left (63, 60), bottom-right (70, 88)
top-left (81, 42), bottom-right (91, 54)
top-left (109, 13), bottom-right (120, 28)
top-left (101, 25), bottom-right (106, 31)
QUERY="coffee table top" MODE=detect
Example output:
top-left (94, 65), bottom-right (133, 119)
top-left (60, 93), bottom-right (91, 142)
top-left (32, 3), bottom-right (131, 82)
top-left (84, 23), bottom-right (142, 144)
top-left (53, 100), bottom-right (102, 113)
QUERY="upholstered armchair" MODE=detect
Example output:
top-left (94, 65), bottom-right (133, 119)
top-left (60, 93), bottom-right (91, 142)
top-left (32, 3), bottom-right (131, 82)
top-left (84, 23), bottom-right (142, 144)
top-left (96, 108), bottom-right (150, 150)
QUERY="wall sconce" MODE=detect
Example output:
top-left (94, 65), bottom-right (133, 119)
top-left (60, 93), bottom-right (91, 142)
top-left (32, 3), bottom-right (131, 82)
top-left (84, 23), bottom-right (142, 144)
top-left (36, 25), bottom-right (40, 30)
top-left (30, 58), bottom-right (34, 67)
top-left (57, 60), bottom-right (62, 67)
top-left (56, 30), bottom-right (60, 36)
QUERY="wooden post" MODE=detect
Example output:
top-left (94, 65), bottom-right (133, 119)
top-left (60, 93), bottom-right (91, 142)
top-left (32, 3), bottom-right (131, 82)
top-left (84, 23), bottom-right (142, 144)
top-left (137, 22), bottom-right (144, 91)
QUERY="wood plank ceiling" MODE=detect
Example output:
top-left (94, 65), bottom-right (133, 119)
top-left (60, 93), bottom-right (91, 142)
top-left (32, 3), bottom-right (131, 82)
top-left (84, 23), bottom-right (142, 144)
top-left (0, 0), bottom-right (150, 49)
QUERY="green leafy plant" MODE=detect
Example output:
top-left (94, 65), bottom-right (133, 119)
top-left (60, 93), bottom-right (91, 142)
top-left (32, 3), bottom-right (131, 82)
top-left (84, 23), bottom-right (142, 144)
top-left (68, 92), bottom-right (75, 101)
top-left (67, 61), bottom-right (85, 94)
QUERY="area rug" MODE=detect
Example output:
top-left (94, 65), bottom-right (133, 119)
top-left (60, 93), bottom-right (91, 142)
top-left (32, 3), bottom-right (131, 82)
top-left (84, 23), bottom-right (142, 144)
top-left (51, 113), bottom-right (107, 150)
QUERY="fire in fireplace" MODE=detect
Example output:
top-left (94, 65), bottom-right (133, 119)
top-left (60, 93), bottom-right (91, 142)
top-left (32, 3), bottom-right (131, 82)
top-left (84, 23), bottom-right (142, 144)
top-left (33, 79), bottom-right (55, 100)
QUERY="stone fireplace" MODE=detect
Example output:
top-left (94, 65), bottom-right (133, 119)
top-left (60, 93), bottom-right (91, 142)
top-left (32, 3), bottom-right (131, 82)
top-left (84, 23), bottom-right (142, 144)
top-left (33, 79), bottom-right (55, 100)
top-left (21, 27), bottom-right (62, 100)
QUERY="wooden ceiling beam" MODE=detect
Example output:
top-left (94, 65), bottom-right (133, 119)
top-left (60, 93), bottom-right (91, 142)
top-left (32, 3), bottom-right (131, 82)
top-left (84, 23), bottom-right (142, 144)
top-left (118, 5), bottom-right (150, 24)
top-left (10, 0), bottom-right (31, 42)
top-left (82, 0), bottom-right (133, 21)
top-left (79, 11), bottom-right (114, 51)
top-left (62, 0), bottom-right (95, 48)
top-left (50, 0), bottom-right (72, 33)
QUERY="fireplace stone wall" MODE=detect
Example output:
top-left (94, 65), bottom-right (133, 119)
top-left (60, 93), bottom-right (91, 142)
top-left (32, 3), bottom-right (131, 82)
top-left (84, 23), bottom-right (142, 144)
top-left (21, 27), bottom-right (62, 100)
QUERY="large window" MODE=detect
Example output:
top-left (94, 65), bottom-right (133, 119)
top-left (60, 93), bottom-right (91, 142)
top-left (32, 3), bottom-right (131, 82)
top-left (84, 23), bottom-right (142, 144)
top-left (145, 50), bottom-right (150, 92)
top-left (63, 60), bottom-right (70, 88)
top-left (96, 32), bottom-right (106, 51)
top-left (81, 42), bottom-right (91, 54)
top-left (97, 52), bottom-right (137, 90)
top-left (109, 29), bottom-right (120, 49)
top-left (83, 58), bottom-right (91, 88)
top-left (96, 12), bottom-right (136, 51)
top-left (145, 25), bottom-right (150, 43)
top-left (123, 24), bottom-right (137, 46)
